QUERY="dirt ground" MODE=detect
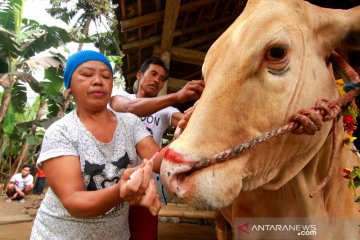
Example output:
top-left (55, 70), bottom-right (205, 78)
top-left (0, 194), bottom-right (217, 240)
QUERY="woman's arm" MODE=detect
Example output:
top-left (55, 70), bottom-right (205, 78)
top-left (135, 136), bottom-right (164, 174)
top-left (42, 155), bottom-right (156, 218)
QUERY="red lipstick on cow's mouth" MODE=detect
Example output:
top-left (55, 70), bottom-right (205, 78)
top-left (164, 148), bottom-right (192, 164)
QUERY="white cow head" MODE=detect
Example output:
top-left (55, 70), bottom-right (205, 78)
top-left (161, 0), bottom-right (360, 211)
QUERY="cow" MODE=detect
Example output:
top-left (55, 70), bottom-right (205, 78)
top-left (160, 0), bottom-right (360, 239)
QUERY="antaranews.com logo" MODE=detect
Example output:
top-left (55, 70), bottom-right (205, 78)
top-left (234, 217), bottom-right (358, 240)
top-left (237, 221), bottom-right (316, 238)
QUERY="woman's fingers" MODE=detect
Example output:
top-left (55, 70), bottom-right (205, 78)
top-left (120, 168), bottom-right (144, 199)
top-left (120, 160), bottom-right (154, 200)
top-left (120, 160), bottom-right (161, 211)
top-left (126, 169), bottom-right (144, 191)
top-left (139, 160), bottom-right (153, 192)
top-left (139, 179), bottom-right (162, 215)
top-left (148, 195), bottom-right (162, 216)
top-left (139, 179), bottom-right (157, 206)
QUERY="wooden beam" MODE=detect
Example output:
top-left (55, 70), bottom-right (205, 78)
top-left (158, 203), bottom-right (216, 219)
top-left (120, 0), bottom-right (126, 18)
top-left (153, 46), bottom-right (206, 66)
top-left (120, 11), bottom-right (164, 32)
top-left (167, 78), bottom-right (188, 92)
top-left (120, 0), bottom-right (218, 32)
top-left (120, 16), bottom-right (233, 50)
top-left (160, 0), bottom-right (181, 67)
top-left (159, 0), bottom-right (181, 95)
top-left (177, 29), bottom-right (224, 48)
top-left (122, 36), bottom-right (162, 50)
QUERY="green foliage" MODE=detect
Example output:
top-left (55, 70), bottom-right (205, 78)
top-left (10, 81), bottom-right (26, 112)
top-left (0, 0), bottom-right (123, 179)
top-left (2, 111), bottom-right (16, 135)
top-left (0, 0), bottom-right (24, 34)
top-left (47, 0), bottom-right (122, 58)
top-left (41, 68), bottom-right (64, 96)
top-left (348, 166), bottom-right (360, 190)
top-left (0, 0), bottom-right (74, 177)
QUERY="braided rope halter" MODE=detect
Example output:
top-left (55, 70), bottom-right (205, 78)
top-left (187, 51), bottom-right (360, 198)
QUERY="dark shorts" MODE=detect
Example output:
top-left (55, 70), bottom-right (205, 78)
top-left (6, 187), bottom-right (26, 199)
top-left (129, 206), bottom-right (158, 240)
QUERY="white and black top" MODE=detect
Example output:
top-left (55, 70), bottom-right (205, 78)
top-left (31, 110), bottom-right (150, 240)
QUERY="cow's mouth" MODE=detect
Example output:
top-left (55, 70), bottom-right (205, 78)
top-left (161, 148), bottom-right (246, 209)
top-left (161, 148), bottom-right (212, 198)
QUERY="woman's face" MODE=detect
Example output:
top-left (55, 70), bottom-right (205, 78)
top-left (70, 61), bottom-right (113, 112)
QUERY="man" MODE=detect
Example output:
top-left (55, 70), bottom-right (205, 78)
top-left (110, 57), bottom-right (205, 146)
top-left (110, 57), bottom-right (204, 240)
top-left (6, 164), bottom-right (34, 203)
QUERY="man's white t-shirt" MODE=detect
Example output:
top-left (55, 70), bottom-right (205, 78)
top-left (10, 173), bottom-right (33, 189)
top-left (113, 91), bottom-right (179, 147)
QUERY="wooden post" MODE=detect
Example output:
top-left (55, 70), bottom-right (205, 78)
top-left (158, 0), bottom-right (181, 96)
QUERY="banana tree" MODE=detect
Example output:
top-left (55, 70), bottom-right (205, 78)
top-left (0, 0), bottom-right (80, 177)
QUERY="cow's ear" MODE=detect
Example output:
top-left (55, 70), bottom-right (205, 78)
top-left (307, 4), bottom-right (360, 54)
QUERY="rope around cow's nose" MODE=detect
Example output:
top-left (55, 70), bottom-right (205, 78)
top-left (188, 51), bottom-right (360, 198)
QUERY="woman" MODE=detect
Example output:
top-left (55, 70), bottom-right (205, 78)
top-left (31, 50), bottom-right (162, 239)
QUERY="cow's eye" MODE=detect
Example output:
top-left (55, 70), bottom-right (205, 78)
top-left (266, 47), bottom-right (287, 61)
top-left (265, 45), bottom-right (289, 76)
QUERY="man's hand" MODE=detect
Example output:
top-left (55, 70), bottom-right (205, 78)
top-left (176, 80), bottom-right (205, 104)
top-left (119, 160), bottom-right (162, 215)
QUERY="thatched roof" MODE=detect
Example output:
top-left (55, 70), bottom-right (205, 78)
top-left (112, 0), bottom-right (359, 94)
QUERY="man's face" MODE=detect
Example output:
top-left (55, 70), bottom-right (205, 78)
top-left (137, 64), bottom-right (167, 97)
top-left (21, 167), bottom-right (31, 178)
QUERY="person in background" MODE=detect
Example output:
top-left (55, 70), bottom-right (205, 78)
top-left (5, 164), bottom-right (34, 203)
top-left (110, 57), bottom-right (204, 240)
top-left (33, 168), bottom-right (46, 195)
top-left (110, 58), bottom-right (204, 145)
top-left (30, 50), bottom-right (162, 240)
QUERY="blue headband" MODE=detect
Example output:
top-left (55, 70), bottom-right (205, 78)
top-left (63, 50), bottom-right (113, 89)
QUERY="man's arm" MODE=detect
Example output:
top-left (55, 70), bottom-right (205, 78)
top-left (110, 94), bottom-right (181, 117)
top-left (110, 80), bottom-right (205, 117)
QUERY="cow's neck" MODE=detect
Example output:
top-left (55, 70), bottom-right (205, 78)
top-left (298, 121), bottom-right (358, 217)
top-left (225, 121), bottom-right (358, 218)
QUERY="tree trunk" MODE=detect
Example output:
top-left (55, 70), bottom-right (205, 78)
top-left (0, 74), bottom-right (16, 153)
top-left (77, 16), bottom-right (93, 51)
top-left (57, 90), bottom-right (71, 118)
top-left (10, 101), bottom-right (47, 176)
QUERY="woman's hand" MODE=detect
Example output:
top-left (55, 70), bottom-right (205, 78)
top-left (119, 159), bottom-right (162, 215)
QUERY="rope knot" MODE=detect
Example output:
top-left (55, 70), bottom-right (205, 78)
top-left (288, 99), bottom-right (341, 135)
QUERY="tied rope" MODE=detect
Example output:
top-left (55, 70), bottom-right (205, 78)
top-left (189, 51), bottom-right (360, 198)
